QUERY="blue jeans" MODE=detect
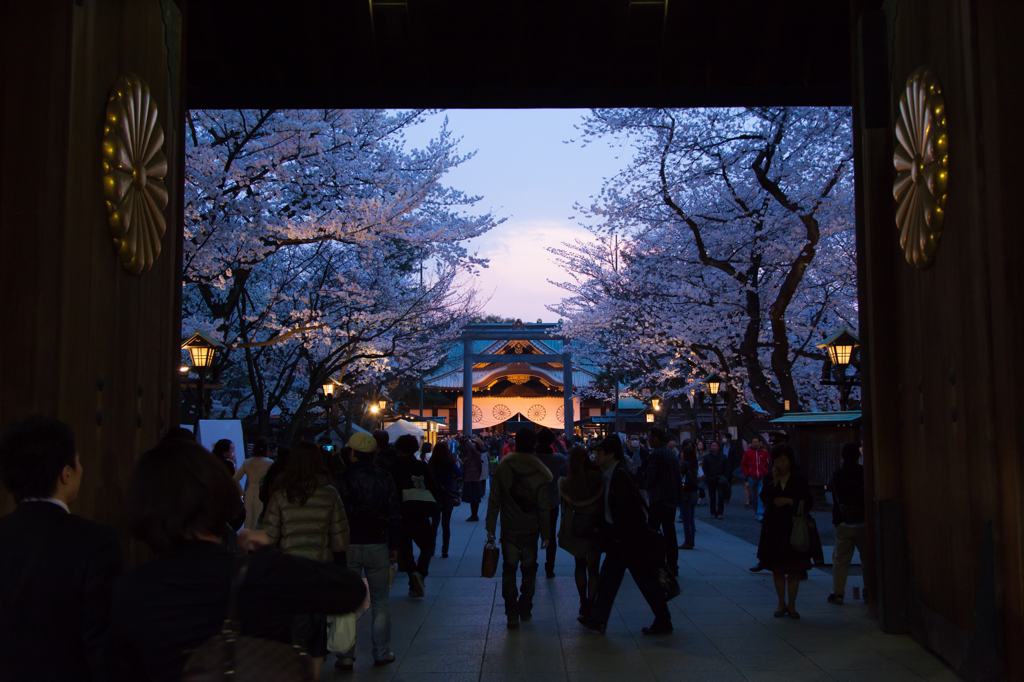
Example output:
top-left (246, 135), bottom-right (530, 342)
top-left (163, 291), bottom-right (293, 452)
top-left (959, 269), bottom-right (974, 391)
top-left (678, 497), bottom-right (696, 545)
top-left (747, 477), bottom-right (765, 517)
top-left (343, 544), bottom-right (391, 661)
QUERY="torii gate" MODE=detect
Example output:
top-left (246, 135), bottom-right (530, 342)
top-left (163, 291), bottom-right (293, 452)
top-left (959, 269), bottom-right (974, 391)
top-left (461, 323), bottom-right (573, 441)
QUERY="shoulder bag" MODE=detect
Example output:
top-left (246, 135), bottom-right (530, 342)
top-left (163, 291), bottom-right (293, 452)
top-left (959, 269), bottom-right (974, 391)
top-left (181, 555), bottom-right (314, 682)
top-left (790, 500), bottom-right (810, 553)
top-left (401, 474), bottom-right (439, 516)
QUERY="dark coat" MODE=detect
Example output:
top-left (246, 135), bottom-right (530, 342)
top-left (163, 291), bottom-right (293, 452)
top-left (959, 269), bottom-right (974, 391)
top-left (598, 462), bottom-right (650, 551)
top-left (0, 502), bottom-right (122, 682)
top-left (557, 468), bottom-right (605, 558)
top-left (830, 463), bottom-right (865, 526)
top-left (702, 450), bottom-right (730, 479)
top-left (111, 541), bottom-right (366, 682)
top-left (645, 445), bottom-right (684, 507)
top-left (756, 472), bottom-right (814, 573)
top-left (339, 460), bottom-right (402, 548)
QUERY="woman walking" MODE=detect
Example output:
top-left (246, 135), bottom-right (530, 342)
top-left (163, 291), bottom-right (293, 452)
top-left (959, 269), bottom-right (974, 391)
top-left (262, 442), bottom-right (350, 679)
top-left (677, 445), bottom-right (699, 550)
top-left (460, 437), bottom-right (485, 521)
top-left (212, 439), bottom-right (236, 476)
top-left (557, 445), bottom-right (605, 617)
top-left (419, 441), bottom-right (433, 461)
top-left (756, 445), bottom-right (813, 619)
top-left (233, 437), bottom-right (274, 529)
top-left (428, 441), bottom-right (462, 557)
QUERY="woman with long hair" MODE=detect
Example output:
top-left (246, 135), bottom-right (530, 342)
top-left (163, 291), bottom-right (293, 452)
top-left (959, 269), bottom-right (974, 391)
top-left (262, 442), bottom-right (350, 678)
top-left (428, 441), bottom-right (462, 558)
top-left (419, 441), bottom-right (433, 461)
top-left (212, 439), bottom-right (236, 476)
top-left (677, 445), bottom-right (699, 550)
top-left (113, 439), bottom-right (365, 682)
top-left (233, 437), bottom-right (273, 529)
top-left (558, 445), bottom-right (605, 617)
top-left (756, 445), bottom-right (813, 619)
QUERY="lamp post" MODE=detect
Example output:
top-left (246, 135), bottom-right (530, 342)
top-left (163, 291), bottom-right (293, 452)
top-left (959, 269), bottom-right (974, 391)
top-left (703, 372), bottom-right (723, 440)
top-left (817, 329), bottom-right (860, 410)
top-left (182, 331), bottom-right (224, 424)
top-left (321, 378), bottom-right (338, 439)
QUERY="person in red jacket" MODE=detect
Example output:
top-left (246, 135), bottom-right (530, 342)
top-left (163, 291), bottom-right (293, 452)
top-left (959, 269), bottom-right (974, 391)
top-left (740, 436), bottom-right (771, 521)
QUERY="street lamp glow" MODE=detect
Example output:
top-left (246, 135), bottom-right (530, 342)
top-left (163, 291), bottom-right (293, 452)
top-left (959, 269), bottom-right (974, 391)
top-left (180, 366), bottom-right (190, 373)
top-left (703, 372), bottom-right (723, 396)
top-left (817, 329), bottom-right (860, 367)
top-left (378, 399), bottom-right (387, 411)
top-left (322, 380), bottom-right (336, 397)
top-left (370, 405), bottom-right (379, 414)
top-left (646, 413), bottom-right (655, 423)
top-left (182, 331), bottom-right (224, 368)
top-left (651, 396), bottom-right (661, 411)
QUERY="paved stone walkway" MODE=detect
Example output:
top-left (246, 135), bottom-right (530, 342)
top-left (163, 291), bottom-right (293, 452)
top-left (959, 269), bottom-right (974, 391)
top-left (327, 494), bottom-right (959, 682)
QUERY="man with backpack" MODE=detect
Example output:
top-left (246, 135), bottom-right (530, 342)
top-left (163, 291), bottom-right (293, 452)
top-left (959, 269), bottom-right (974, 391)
top-left (486, 429), bottom-right (553, 629)
top-left (337, 432), bottom-right (402, 670)
top-left (380, 435), bottom-right (441, 598)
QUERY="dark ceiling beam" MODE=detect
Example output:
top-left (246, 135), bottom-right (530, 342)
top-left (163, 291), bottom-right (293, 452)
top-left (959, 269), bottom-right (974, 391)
top-left (185, 0), bottom-right (852, 110)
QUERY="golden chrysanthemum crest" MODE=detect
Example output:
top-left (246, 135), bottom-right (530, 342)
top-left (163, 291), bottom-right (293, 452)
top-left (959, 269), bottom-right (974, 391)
top-left (893, 67), bottom-right (948, 269)
top-left (101, 73), bottom-right (168, 275)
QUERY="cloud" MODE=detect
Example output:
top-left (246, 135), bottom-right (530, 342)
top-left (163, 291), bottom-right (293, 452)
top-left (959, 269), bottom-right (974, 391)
top-left (467, 218), bottom-right (589, 322)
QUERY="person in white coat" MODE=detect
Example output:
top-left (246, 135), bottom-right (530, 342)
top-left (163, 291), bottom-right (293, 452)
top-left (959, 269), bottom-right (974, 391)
top-left (233, 437), bottom-right (274, 529)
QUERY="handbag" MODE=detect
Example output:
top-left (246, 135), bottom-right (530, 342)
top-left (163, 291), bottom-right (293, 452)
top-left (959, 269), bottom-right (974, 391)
top-left (448, 475), bottom-right (463, 507)
top-left (181, 556), bottom-right (314, 682)
top-left (481, 540), bottom-right (500, 578)
top-left (326, 613), bottom-right (357, 654)
top-left (790, 500), bottom-right (810, 553)
top-left (570, 507), bottom-right (599, 539)
top-left (656, 562), bottom-right (681, 602)
top-left (402, 475), bottom-right (439, 516)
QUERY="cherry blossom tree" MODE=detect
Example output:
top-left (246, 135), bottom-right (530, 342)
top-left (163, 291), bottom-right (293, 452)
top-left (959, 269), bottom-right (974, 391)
top-left (183, 109), bottom-right (498, 439)
top-left (551, 107), bottom-right (858, 425)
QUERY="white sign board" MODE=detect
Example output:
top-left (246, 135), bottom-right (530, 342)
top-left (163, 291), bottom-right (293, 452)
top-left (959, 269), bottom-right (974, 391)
top-left (196, 419), bottom-right (246, 471)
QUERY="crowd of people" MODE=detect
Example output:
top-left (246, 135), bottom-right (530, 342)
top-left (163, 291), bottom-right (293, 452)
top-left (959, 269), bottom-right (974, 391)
top-left (0, 415), bottom-right (865, 680)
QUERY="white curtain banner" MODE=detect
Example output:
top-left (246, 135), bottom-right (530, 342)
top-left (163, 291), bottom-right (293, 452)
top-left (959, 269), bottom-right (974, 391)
top-left (457, 396), bottom-right (581, 430)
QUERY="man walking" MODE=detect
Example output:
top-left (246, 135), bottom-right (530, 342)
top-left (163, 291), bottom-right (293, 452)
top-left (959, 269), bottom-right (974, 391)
top-left (486, 429), bottom-right (552, 629)
top-left (381, 434), bottom-right (440, 597)
top-left (580, 436), bottom-right (672, 636)
top-left (644, 428), bottom-right (683, 575)
top-left (0, 417), bottom-right (123, 682)
top-left (534, 428), bottom-right (568, 579)
top-left (336, 433), bottom-right (403, 670)
top-left (740, 436), bottom-right (771, 521)
top-left (828, 442), bottom-right (866, 606)
top-left (702, 440), bottom-right (730, 520)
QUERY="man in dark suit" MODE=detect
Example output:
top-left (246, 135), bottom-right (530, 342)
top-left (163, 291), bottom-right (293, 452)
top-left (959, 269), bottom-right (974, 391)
top-left (0, 417), bottom-right (122, 681)
top-left (578, 436), bottom-right (672, 635)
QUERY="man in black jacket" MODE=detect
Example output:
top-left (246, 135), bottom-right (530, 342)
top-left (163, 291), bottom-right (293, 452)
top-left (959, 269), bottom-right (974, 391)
top-left (337, 432), bottom-right (403, 669)
top-left (382, 434), bottom-right (441, 598)
top-left (0, 416), bottom-right (122, 682)
top-left (644, 428), bottom-right (683, 575)
top-left (580, 436), bottom-right (672, 636)
top-left (702, 440), bottom-right (730, 520)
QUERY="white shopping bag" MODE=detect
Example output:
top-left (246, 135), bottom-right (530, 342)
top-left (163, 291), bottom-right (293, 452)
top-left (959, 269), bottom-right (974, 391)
top-left (326, 613), bottom-right (357, 653)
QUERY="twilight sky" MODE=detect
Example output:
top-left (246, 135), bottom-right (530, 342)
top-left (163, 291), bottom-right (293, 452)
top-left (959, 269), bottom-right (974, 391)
top-left (403, 109), bottom-right (629, 322)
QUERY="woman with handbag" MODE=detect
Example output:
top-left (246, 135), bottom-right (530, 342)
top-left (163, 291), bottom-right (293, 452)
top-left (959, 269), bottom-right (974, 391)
top-left (112, 439), bottom-right (365, 682)
top-left (755, 445), bottom-right (813, 619)
top-left (261, 442), bottom-right (351, 679)
top-left (557, 445), bottom-right (605, 618)
top-left (428, 441), bottom-right (462, 558)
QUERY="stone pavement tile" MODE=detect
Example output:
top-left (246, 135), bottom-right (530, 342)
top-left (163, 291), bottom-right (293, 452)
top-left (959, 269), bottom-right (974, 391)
top-left (806, 651), bottom-right (913, 673)
top-left (633, 635), bottom-right (719, 655)
top-left (481, 652), bottom-right (567, 672)
top-left (641, 648), bottom-right (736, 672)
top-left (560, 634), bottom-right (641, 655)
top-left (563, 650), bottom-right (651, 672)
top-left (566, 669), bottom-right (659, 682)
top-left (916, 668), bottom-right (961, 681)
top-left (648, 670), bottom-right (747, 682)
top-left (415, 622), bottom-right (492, 639)
top-left (682, 608), bottom-right (760, 625)
top-left (486, 634), bottom-right (565, 656)
top-left (420, 613), bottom-right (492, 628)
top-left (878, 647), bottom-right (951, 675)
top-left (481, 673), bottom-right (568, 682)
top-left (775, 633), bottom-right (870, 654)
top-left (394, 654), bottom-right (483, 673)
top-left (721, 651), bottom-right (823, 672)
top-left (860, 633), bottom-right (932, 653)
top-left (695, 623), bottom-right (775, 639)
top-left (707, 635), bottom-right (799, 654)
top-left (738, 672), bottom-right (835, 682)
top-left (390, 673), bottom-right (478, 682)
top-left (405, 638), bottom-right (487, 657)
top-left (829, 671), bottom-right (926, 682)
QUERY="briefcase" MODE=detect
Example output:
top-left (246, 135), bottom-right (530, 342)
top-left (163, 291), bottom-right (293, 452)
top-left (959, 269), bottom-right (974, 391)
top-left (481, 540), bottom-right (500, 578)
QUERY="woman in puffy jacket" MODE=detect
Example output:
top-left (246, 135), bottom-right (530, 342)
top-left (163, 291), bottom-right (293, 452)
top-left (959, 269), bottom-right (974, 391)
top-left (262, 442), bottom-right (350, 679)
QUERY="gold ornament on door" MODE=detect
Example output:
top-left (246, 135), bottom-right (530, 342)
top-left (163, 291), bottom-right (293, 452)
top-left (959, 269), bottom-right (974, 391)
top-left (101, 74), bottom-right (169, 275)
top-left (893, 67), bottom-right (948, 269)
